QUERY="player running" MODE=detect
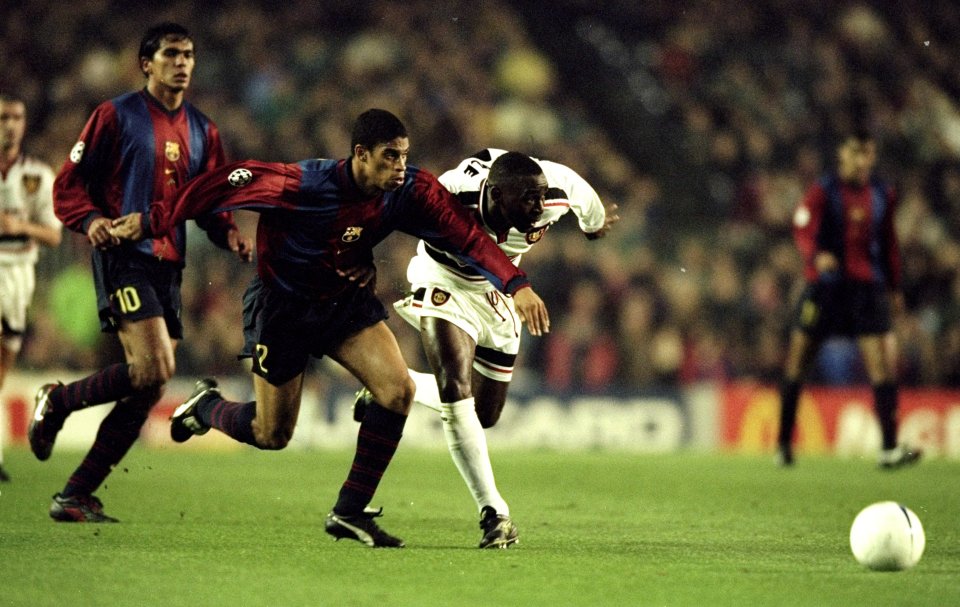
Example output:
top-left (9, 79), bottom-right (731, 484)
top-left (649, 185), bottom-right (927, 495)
top-left (353, 149), bottom-right (618, 547)
top-left (110, 111), bottom-right (551, 548)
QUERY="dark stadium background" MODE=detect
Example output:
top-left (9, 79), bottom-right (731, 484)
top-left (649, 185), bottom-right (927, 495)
top-left (3, 0), bottom-right (959, 456)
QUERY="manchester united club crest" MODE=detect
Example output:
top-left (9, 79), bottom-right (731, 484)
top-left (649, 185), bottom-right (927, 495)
top-left (341, 226), bottom-right (363, 242)
top-left (22, 174), bottom-right (41, 194)
top-left (525, 226), bottom-right (547, 244)
top-left (165, 141), bottom-right (181, 162)
top-left (431, 288), bottom-right (450, 306)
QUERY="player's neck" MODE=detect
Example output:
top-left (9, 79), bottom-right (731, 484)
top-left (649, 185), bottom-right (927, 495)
top-left (348, 156), bottom-right (379, 197)
top-left (145, 83), bottom-right (185, 112)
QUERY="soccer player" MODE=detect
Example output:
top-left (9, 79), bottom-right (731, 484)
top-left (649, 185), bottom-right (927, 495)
top-left (109, 110), bottom-right (550, 548)
top-left (27, 23), bottom-right (252, 522)
top-left (0, 94), bottom-right (63, 482)
top-left (776, 127), bottom-right (920, 469)
top-left (353, 149), bottom-right (618, 547)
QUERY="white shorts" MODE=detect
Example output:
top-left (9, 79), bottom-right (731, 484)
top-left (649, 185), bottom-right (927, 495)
top-left (394, 285), bottom-right (521, 382)
top-left (0, 261), bottom-right (36, 352)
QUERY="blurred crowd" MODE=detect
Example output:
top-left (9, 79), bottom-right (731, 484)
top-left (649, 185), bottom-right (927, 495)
top-left (3, 0), bottom-right (959, 391)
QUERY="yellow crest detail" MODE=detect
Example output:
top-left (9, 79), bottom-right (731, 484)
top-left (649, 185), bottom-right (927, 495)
top-left (431, 288), bottom-right (450, 306)
top-left (341, 226), bottom-right (363, 242)
top-left (165, 141), bottom-right (181, 162)
top-left (526, 226), bottom-right (547, 244)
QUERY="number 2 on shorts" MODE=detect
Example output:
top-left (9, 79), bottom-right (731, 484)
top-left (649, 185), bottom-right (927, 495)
top-left (255, 344), bottom-right (269, 373)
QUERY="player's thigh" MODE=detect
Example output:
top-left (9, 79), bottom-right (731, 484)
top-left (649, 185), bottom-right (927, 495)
top-left (118, 316), bottom-right (177, 386)
top-left (420, 315), bottom-right (477, 399)
top-left (331, 321), bottom-right (414, 414)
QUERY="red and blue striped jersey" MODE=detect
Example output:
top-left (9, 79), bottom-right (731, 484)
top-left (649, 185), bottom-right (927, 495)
top-left (146, 158), bottom-right (531, 300)
top-left (54, 89), bottom-right (236, 265)
top-left (793, 173), bottom-right (901, 289)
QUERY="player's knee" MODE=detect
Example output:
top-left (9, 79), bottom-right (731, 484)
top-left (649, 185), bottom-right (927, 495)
top-left (437, 377), bottom-right (471, 404)
top-left (253, 426), bottom-right (293, 450)
top-left (131, 354), bottom-right (176, 390)
top-left (478, 409), bottom-right (501, 429)
top-left (379, 375), bottom-right (416, 414)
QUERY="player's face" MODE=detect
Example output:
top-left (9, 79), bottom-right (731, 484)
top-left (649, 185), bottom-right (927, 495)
top-left (493, 174), bottom-right (548, 232)
top-left (837, 137), bottom-right (876, 186)
top-left (143, 37), bottom-right (195, 93)
top-left (0, 100), bottom-right (26, 152)
top-left (356, 137), bottom-right (409, 193)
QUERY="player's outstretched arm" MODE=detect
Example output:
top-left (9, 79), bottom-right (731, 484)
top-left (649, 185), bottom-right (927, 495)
top-left (513, 286), bottom-right (550, 336)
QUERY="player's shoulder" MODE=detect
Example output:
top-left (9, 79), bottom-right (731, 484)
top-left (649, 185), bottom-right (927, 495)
top-left (181, 99), bottom-right (217, 126)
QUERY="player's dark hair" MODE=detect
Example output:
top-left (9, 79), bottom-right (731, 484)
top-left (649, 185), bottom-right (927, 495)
top-left (351, 109), bottom-right (407, 152)
top-left (0, 92), bottom-right (25, 105)
top-left (139, 22), bottom-right (191, 67)
top-left (840, 125), bottom-right (875, 145)
top-left (488, 151), bottom-right (543, 187)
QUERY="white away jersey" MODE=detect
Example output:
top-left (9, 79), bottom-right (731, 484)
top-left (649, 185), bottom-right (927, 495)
top-left (408, 148), bottom-right (606, 290)
top-left (0, 154), bottom-right (58, 264)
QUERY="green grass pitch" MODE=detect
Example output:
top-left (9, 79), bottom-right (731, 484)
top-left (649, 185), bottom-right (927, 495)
top-left (1, 446), bottom-right (957, 606)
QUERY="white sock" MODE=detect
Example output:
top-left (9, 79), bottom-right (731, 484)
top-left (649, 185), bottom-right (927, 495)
top-left (441, 397), bottom-right (509, 516)
top-left (409, 369), bottom-right (442, 412)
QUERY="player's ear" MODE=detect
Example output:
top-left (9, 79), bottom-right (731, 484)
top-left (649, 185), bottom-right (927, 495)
top-left (354, 144), bottom-right (368, 162)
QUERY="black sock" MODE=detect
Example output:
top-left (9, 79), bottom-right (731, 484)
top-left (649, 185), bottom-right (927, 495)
top-left (334, 403), bottom-right (406, 515)
top-left (53, 363), bottom-right (134, 416)
top-left (873, 382), bottom-right (898, 450)
top-left (778, 380), bottom-right (801, 447)
top-left (196, 396), bottom-right (258, 446)
top-left (62, 393), bottom-right (153, 497)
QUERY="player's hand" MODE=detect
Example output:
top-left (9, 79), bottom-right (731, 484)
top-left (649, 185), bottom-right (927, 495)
top-left (337, 263), bottom-right (376, 287)
top-left (513, 286), bottom-right (550, 336)
top-left (88, 216), bottom-right (120, 249)
top-left (109, 213), bottom-right (144, 241)
top-left (227, 228), bottom-right (254, 263)
top-left (586, 203), bottom-right (620, 240)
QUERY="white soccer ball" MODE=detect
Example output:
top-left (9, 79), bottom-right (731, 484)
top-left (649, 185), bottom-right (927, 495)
top-left (849, 501), bottom-right (925, 571)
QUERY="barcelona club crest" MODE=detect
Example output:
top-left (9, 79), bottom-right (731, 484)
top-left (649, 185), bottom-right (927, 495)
top-left (525, 226), bottom-right (547, 244)
top-left (341, 226), bottom-right (363, 242)
top-left (165, 141), bottom-right (181, 162)
top-left (431, 288), bottom-right (450, 306)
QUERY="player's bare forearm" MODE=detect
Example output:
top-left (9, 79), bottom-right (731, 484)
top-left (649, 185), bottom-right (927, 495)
top-left (513, 286), bottom-right (550, 336)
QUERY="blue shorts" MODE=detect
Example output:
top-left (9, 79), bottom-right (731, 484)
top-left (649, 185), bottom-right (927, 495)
top-left (92, 248), bottom-right (183, 337)
top-left (240, 275), bottom-right (388, 386)
top-left (792, 279), bottom-right (891, 338)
